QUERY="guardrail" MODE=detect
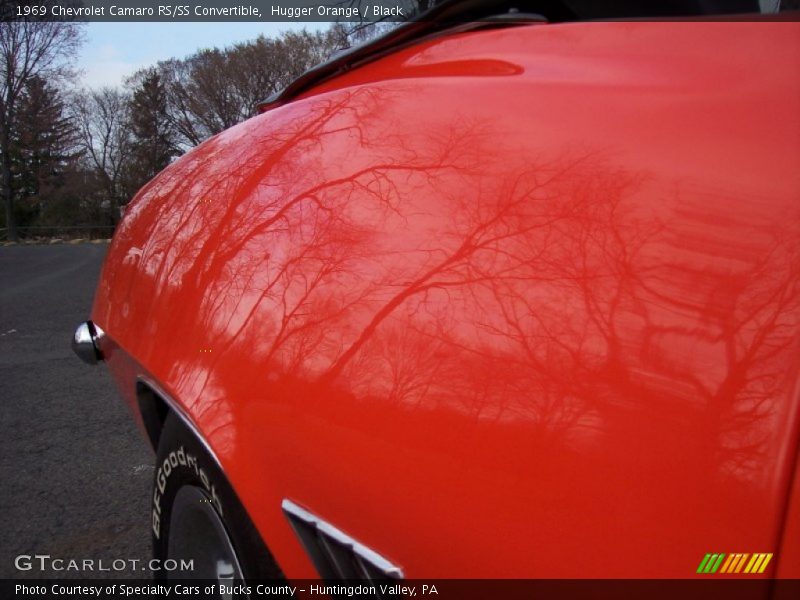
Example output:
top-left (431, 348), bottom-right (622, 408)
top-left (0, 225), bottom-right (116, 243)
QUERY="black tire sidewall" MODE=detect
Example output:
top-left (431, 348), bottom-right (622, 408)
top-left (152, 412), bottom-right (282, 581)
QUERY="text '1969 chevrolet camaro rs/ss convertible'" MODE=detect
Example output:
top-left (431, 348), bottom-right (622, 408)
top-left (72, 0), bottom-right (800, 595)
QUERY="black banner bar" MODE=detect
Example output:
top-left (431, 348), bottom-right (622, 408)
top-left (1, 0), bottom-right (796, 23)
top-left (3, 579), bottom-right (800, 600)
top-left (2, 1), bottom-right (418, 23)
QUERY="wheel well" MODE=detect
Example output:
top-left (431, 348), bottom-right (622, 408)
top-left (136, 380), bottom-right (170, 450)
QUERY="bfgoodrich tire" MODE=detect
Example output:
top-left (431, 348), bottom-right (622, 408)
top-left (151, 412), bottom-right (283, 583)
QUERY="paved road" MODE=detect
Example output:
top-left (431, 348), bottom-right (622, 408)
top-left (0, 244), bottom-right (152, 579)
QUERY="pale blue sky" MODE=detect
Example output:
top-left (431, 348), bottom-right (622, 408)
top-left (77, 22), bottom-right (327, 89)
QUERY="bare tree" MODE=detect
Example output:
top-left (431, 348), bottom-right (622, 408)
top-left (154, 26), bottom-right (349, 149)
top-left (73, 87), bottom-right (132, 224)
top-left (0, 6), bottom-right (83, 240)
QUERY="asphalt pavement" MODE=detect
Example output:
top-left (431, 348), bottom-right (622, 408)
top-left (0, 244), bottom-right (153, 579)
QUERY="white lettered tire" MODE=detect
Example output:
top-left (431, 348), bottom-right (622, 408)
top-left (152, 413), bottom-right (283, 583)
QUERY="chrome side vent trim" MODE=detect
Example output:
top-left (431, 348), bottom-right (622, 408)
top-left (282, 499), bottom-right (403, 587)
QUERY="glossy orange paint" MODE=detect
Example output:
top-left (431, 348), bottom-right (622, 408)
top-left (92, 21), bottom-right (800, 578)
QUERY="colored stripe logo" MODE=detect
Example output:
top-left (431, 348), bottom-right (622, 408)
top-left (696, 553), bottom-right (773, 574)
